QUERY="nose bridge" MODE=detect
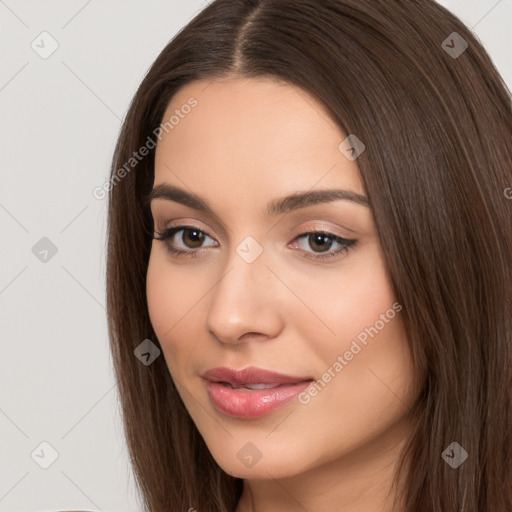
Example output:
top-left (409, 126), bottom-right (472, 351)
top-left (205, 234), bottom-right (281, 344)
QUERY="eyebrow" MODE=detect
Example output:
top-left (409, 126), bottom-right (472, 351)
top-left (145, 183), bottom-right (370, 219)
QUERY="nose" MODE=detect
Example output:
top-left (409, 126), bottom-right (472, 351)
top-left (205, 244), bottom-right (283, 345)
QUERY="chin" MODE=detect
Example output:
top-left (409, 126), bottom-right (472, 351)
top-left (205, 440), bottom-right (311, 480)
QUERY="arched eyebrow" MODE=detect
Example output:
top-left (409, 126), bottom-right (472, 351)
top-left (145, 183), bottom-right (369, 219)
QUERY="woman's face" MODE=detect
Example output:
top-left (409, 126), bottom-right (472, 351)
top-left (147, 77), bottom-right (416, 481)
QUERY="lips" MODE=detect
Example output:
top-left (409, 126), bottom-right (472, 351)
top-left (201, 366), bottom-right (313, 387)
top-left (201, 366), bottom-right (314, 419)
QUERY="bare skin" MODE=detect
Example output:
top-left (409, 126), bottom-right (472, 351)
top-left (146, 76), bottom-right (417, 512)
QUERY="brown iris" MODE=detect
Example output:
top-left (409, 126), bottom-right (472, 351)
top-left (307, 233), bottom-right (333, 253)
top-left (181, 228), bottom-right (205, 249)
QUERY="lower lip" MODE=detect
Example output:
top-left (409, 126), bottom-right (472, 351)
top-left (205, 380), bottom-right (313, 419)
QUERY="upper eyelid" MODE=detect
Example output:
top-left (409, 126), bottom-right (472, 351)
top-left (149, 200), bottom-right (365, 237)
top-left (151, 210), bottom-right (235, 238)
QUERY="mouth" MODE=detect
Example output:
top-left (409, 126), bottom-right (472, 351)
top-left (201, 366), bottom-right (314, 419)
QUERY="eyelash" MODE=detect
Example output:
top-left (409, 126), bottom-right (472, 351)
top-left (152, 225), bottom-right (357, 262)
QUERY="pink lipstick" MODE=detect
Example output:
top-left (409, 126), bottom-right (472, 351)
top-left (201, 366), bottom-right (313, 419)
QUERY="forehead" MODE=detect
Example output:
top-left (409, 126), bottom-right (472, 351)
top-left (153, 77), bottom-right (365, 199)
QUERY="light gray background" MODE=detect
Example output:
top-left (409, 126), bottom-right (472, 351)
top-left (0, 1), bottom-right (510, 511)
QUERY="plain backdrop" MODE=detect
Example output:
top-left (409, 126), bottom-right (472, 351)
top-left (0, 1), bottom-right (510, 511)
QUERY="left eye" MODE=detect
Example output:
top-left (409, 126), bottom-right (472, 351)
top-left (292, 231), bottom-right (357, 260)
top-left (153, 226), bottom-right (357, 261)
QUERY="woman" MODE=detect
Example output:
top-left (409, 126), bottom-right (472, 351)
top-left (105, 1), bottom-right (512, 511)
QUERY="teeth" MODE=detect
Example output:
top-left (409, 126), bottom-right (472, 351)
top-left (244, 383), bottom-right (279, 390)
top-left (224, 382), bottom-right (281, 390)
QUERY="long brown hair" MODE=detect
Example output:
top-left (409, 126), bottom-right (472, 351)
top-left (105, 1), bottom-right (512, 510)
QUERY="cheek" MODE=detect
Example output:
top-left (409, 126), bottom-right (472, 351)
top-left (296, 240), bottom-right (397, 350)
top-left (289, 255), bottom-right (412, 463)
top-left (339, 259), bottom-right (396, 340)
top-left (146, 251), bottom-right (171, 337)
top-left (293, 241), bottom-right (413, 407)
top-left (146, 250), bottom-right (199, 368)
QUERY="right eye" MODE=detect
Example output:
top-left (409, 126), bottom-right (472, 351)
top-left (153, 225), bottom-right (218, 257)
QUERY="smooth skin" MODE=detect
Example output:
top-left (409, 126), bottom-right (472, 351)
top-left (146, 76), bottom-right (418, 512)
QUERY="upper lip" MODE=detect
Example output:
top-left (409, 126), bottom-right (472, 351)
top-left (201, 366), bottom-right (313, 386)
